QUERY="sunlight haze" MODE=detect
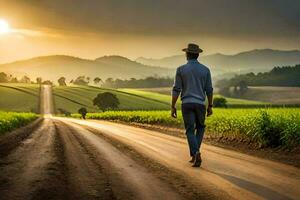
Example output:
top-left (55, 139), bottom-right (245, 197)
top-left (0, 0), bottom-right (300, 63)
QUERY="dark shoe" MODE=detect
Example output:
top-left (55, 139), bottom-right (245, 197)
top-left (192, 152), bottom-right (202, 167)
top-left (189, 156), bottom-right (195, 163)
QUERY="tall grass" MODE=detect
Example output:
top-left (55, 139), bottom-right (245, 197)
top-left (0, 112), bottom-right (38, 134)
top-left (72, 108), bottom-right (300, 148)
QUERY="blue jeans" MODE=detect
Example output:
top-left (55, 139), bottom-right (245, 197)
top-left (182, 103), bottom-right (206, 157)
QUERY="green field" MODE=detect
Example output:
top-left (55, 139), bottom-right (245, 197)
top-left (0, 83), bottom-right (40, 113)
top-left (53, 86), bottom-right (271, 114)
top-left (72, 108), bottom-right (300, 148)
top-left (119, 88), bottom-right (265, 106)
top-left (53, 86), bottom-right (170, 113)
top-left (0, 111), bottom-right (38, 135)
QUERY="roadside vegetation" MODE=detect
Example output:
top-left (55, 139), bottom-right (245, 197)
top-left (72, 108), bottom-right (300, 148)
top-left (0, 112), bottom-right (38, 135)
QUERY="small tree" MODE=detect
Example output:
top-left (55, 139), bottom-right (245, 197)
top-left (58, 108), bottom-right (71, 117)
top-left (58, 77), bottom-right (67, 86)
top-left (73, 76), bottom-right (89, 85)
top-left (20, 76), bottom-right (31, 83)
top-left (94, 77), bottom-right (102, 85)
top-left (78, 107), bottom-right (88, 119)
top-left (0, 72), bottom-right (8, 83)
top-left (36, 77), bottom-right (42, 84)
top-left (42, 80), bottom-right (53, 85)
top-left (93, 92), bottom-right (120, 111)
top-left (213, 97), bottom-right (228, 108)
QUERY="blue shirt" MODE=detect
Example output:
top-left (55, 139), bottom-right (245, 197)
top-left (172, 59), bottom-right (213, 105)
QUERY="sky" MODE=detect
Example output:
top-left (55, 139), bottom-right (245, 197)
top-left (0, 0), bottom-right (299, 63)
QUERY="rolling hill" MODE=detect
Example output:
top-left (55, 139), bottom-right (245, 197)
top-left (0, 55), bottom-right (173, 82)
top-left (53, 85), bottom-right (171, 113)
top-left (136, 49), bottom-right (300, 76)
top-left (0, 83), bottom-right (40, 112)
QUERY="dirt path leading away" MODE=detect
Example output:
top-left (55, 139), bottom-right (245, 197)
top-left (58, 120), bottom-right (182, 200)
top-left (0, 118), bottom-right (182, 200)
top-left (0, 119), bottom-right (64, 200)
top-left (40, 85), bottom-right (54, 116)
top-left (59, 118), bottom-right (300, 200)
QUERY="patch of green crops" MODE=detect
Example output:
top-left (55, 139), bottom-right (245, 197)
top-left (0, 112), bottom-right (38, 135)
top-left (72, 108), bottom-right (300, 148)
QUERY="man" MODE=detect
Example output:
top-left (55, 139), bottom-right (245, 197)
top-left (171, 43), bottom-right (213, 167)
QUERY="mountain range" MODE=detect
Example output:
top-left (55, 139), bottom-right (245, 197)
top-left (0, 55), bottom-right (173, 81)
top-left (0, 49), bottom-right (299, 82)
top-left (137, 49), bottom-right (300, 76)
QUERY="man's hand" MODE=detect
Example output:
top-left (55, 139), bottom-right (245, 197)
top-left (207, 106), bottom-right (213, 117)
top-left (171, 107), bottom-right (177, 118)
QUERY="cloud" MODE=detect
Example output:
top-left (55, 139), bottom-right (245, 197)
top-left (1, 0), bottom-right (299, 38)
top-left (0, 0), bottom-right (299, 63)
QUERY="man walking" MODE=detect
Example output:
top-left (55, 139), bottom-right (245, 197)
top-left (171, 43), bottom-right (213, 167)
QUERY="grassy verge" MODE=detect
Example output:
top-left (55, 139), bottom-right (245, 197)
top-left (72, 108), bottom-right (300, 148)
top-left (0, 112), bottom-right (38, 135)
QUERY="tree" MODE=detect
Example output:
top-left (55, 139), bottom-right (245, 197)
top-left (238, 81), bottom-right (248, 94)
top-left (42, 80), bottom-right (53, 85)
top-left (78, 107), bottom-right (88, 119)
top-left (20, 76), bottom-right (31, 83)
top-left (213, 97), bottom-right (228, 108)
top-left (58, 108), bottom-right (71, 117)
top-left (10, 77), bottom-right (18, 83)
top-left (73, 76), bottom-right (89, 85)
top-left (93, 92), bottom-right (120, 111)
top-left (36, 77), bottom-right (42, 84)
top-left (93, 77), bottom-right (102, 85)
top-left (58, 77), bottom-right (67, 86)
top-left (0, 72), bottom-right (8, 82)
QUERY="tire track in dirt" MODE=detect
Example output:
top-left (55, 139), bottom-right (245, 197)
top-left (59, 120), bottom-right (183, 200)
top-left (0, 118), bottom-right (183, 200)
top-left (0, 119), bottom-right (65, 200)
top-left (54, 120), bottom-right (117, 200)
top-left (59, 118), bottom-right (300, 200)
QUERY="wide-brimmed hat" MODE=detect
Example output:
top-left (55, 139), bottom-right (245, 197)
top-left (182, 43), bottom-right (203, 54)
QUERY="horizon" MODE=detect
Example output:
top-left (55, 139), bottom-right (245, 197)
top-left (1, 47), bottom-right (300, 65)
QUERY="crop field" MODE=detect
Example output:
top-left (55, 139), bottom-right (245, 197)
top-left (0, 111), bottom-right (38, 135)
top-left (72, 108), bottom-right (300, 148)
top-left (0, 83), bottom-right (40, 113)
top-left (53, 86), bottom-right (170, 113)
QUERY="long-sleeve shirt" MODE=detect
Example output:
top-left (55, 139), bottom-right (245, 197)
top-left (172, 59), bottom-right (213, 105)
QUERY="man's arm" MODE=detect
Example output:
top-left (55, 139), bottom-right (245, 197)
top-left (171, 96), bottom-right (179, 118)
top-left (171, 68), bottom-right (182, 118)
top-left (205, 70), bottom-right (214, 116)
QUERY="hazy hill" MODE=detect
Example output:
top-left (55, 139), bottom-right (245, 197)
top-left (136, 49), bottom-right (300, 76)
top-left (0, 55), bottom-right (173, 82)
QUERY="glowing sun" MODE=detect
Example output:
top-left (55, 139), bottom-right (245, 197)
top-left (0, 19), bottom-right (11, 34)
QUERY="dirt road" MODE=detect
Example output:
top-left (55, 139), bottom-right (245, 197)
top-left (39, 85), bottom-right (54, 116)
top-left (0, 85), bottom-right (299, 200)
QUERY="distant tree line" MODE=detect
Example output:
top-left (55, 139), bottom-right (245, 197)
top-left (0, 72), bottom-right (53, 84)
top-left (102, 77), bottom-right (173, 88)
top-left (1, 71), bottom-right (173, 89)
top-left (217, 64), bottom-right (300, 96)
